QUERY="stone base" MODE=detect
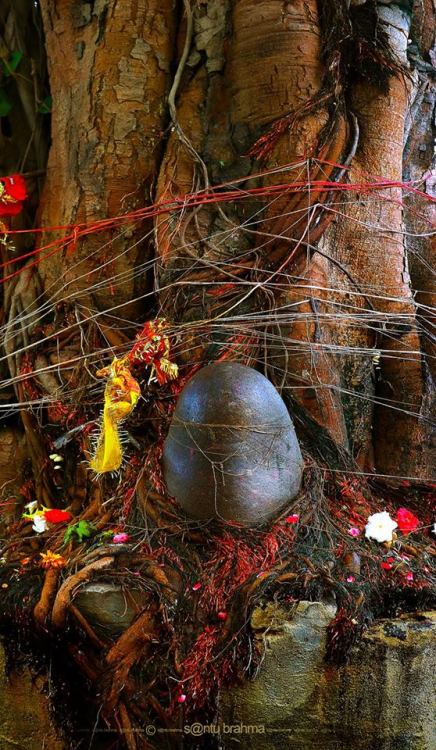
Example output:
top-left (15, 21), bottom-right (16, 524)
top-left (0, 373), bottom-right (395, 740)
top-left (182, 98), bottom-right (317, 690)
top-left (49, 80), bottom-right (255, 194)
top-left (221, 603), bottom-right (436, 750)
top-left (0, 642), bottom-right (65, 750)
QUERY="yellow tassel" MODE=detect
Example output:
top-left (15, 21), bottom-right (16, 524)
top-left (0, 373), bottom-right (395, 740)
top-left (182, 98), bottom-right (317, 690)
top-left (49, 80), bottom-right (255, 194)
top-left (89, 358), bottom-right (140, 474)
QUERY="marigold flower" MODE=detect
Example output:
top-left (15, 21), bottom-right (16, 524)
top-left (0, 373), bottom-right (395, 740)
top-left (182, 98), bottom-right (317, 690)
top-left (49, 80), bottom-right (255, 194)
top-left (39, 551), bottom-right (66, 569)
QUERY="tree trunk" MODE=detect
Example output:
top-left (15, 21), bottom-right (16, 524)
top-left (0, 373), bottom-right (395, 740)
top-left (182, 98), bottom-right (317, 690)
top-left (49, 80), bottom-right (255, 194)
top-left (2, 0), bottom-right (433, 479)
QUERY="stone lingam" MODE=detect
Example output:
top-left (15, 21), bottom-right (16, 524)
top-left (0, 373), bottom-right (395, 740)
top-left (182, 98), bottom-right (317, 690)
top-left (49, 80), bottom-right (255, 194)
top-left (162, 362), bottom-right (303, 526)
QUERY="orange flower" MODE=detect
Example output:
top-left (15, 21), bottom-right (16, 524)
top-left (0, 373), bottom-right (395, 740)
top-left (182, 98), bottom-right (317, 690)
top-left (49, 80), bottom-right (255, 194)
top-left (39, 551), bottom-right (66, 570)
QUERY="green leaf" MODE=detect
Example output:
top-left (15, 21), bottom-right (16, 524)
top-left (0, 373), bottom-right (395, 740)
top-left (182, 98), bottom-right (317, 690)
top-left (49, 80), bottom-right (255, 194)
top-left (0, 88), bottom-right (12, 117)
top-left (64, 519), bottom-right (95, 545)
top-left (2, 51), bottom-right (23, 77)
top-left (63, 526), bottom-right (74, 545)
top-left (37, 95), bottom-right (52, 114)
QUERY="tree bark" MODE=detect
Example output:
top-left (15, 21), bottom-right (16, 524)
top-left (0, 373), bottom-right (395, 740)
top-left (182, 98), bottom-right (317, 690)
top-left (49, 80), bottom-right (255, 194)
top-left (0, 0), bottom-right (434, 523)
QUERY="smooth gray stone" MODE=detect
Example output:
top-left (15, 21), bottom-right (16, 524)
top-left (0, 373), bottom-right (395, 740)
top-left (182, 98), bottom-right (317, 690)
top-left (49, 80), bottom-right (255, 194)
top-left (163, 362), bottom-right (303, 526)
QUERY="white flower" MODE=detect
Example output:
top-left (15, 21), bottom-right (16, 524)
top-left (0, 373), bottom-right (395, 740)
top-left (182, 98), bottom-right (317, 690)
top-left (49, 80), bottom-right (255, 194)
top-left (432, 523), bottom-right (436, 535)
top-left (365, 511), bottom-right (397, 543)
top-left (32, 514), bottom-right (48, 534)
top-left (24, 500), bottom-right (38, 514)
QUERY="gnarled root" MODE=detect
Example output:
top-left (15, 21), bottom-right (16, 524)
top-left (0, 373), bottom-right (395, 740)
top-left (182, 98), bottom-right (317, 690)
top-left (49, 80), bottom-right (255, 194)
top-left (51, 556), bottom-right (114, 629)
top-left (33, 568), bottom-right (61, 628)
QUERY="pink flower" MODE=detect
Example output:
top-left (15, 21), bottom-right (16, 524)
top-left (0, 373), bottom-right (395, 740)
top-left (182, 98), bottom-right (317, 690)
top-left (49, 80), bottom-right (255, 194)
top-left (405, 571), bottom-right (414, 582)
top-left (348, 527), bottom-right (360, 537)
top-left (177, 694), bottom-right (186, 704)
top-left (113, 532), bottom-right (129, 544)
top-left (346, 575), bottom-right (355, 583)
top-left (217, 611), bottom-right (227, 621)
top-left (285, 514), bottom-right (299, 524)
top-left (192, 582), bottom-right (202, 592)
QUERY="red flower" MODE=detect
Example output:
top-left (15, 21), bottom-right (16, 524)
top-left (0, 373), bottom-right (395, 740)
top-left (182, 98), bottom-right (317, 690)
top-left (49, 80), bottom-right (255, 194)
top-left (44, 509), bottom-right (72, 524)
top-left (0, 202), bottom-right (23, 217)
top-left (396, 507), bottom-right (419, 534)
top-left (381, 556), bottom-right (395, 571)
top-left (285, 514), bottom-right (299, 524)
top-left (2, 175), bottom-right (27, 201)
top-left (0, 175), bottom-right (27, 217)
top-left (217, 611), bottom-right (227, 621)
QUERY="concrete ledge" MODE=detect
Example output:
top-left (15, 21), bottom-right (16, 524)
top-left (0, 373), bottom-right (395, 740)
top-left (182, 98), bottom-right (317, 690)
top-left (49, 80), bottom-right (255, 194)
top-left (221, 604), bottom-right (436, 750)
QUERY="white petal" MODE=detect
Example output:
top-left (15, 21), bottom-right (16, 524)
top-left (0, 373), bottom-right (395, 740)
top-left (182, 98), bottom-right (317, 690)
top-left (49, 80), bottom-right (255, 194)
top-left (24, 500), bottom-right (38, 513)
top-left (32, 515), bottom-right (48, 533)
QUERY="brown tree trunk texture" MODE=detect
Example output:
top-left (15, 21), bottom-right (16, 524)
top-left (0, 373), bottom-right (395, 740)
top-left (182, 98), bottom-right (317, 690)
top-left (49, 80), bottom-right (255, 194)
top-left (1, 0), bottom-right (435, 501)
top-left (37, 0), bottom-right (175, 316)
top-left (330, 7), bottom-right (433, 478)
